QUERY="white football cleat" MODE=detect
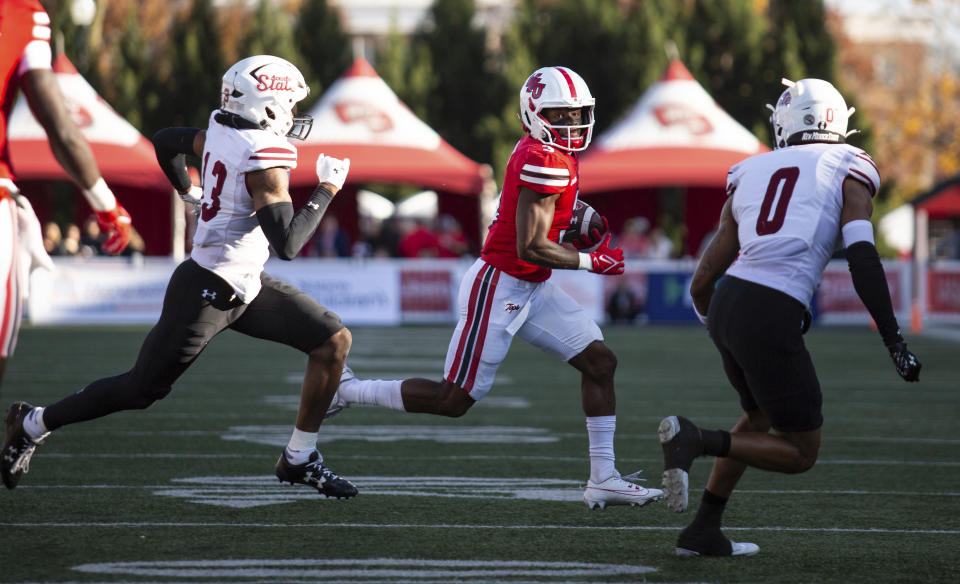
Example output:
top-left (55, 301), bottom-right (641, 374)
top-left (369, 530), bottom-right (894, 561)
top-left (325, 364), bottom-right (356, 419)
top-left (676, 540), bottom-right (759, 557)
top-left (583, 472), bottom-right (663, 509)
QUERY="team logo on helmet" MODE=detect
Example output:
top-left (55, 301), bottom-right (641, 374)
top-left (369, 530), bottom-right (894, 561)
top-left (525, 74), bottom-right (545, 99)
top-left (254, 72), bottom-right (295, 91)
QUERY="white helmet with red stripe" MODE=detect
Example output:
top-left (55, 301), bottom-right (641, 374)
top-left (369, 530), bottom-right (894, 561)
top-left (220, 55), bottom-right (313, 140)
top-left (767, 78), bottom-right (857, 149)
top-left (520, 66), bottom-right (595, 152)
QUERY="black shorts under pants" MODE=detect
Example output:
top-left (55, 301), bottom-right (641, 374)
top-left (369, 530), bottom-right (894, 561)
top-left (708, 276), bottom-right (823, 432)
top-left (133, 258), bottom-right (344, 392)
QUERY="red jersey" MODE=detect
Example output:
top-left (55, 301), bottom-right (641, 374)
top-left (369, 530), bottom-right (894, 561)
top-left (1, 0), bottom-right (51, 180)
top-left (481, 135), bottom-right (579, 282)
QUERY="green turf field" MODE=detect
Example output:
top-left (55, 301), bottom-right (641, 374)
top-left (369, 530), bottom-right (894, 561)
top-left (0, 324), bottom-right (957, 583)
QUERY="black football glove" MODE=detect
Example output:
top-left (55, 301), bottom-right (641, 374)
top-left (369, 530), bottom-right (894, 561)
top-left (887, 341), bottom-right (921, 382)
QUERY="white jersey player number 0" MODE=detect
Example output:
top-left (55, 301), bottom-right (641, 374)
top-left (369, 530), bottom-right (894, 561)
top-left (755, 166), bottom-right (800, 236)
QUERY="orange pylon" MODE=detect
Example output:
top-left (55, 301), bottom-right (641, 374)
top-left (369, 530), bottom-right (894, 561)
top-left (911, 298), bottom-right (923, 334)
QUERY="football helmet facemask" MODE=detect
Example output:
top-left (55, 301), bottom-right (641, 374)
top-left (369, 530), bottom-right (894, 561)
top-left (767, 78), bottom-right (857, 149)
top-left (520, 66), bottom-right (595, 152)
top-left (220, 55), bottom-right (313, 140)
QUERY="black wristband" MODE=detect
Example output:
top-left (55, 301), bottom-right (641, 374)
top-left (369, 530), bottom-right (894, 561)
top-left (153, 127), bottom-right (201, 193)
top-left (845, 241), bottom-right (903, 347)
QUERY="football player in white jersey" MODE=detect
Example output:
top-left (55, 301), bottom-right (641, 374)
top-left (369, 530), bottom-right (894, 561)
top-left (2, 56), bottom-right (358, 499)
top-left (657, 78), bottom-right (921, 557)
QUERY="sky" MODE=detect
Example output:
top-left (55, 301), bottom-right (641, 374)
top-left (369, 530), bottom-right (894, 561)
top-left (824, 0), bottom-right (960, 70)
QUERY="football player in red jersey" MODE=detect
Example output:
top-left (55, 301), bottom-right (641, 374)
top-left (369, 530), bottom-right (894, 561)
top-left (329, 66), bottom-right (663, 509)
top-left (658, 78), bottom-right (921, 557)
top-left (0, 0), bottom-right (131, 394)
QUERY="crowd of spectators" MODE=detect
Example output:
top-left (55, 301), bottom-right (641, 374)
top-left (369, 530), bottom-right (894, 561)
top-left (297, 213), bottom-right (475, 260)
top-left (43, 214), bottom-right (145, 259)
top-left (58, 206), bottom-right (687, 264)
top-left (617, 216), bottom-right (675, 259)
top-left (293, 212), bottom-right (682, 262)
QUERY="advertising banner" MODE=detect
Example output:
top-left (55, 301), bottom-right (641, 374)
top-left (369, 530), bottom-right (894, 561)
top-left (818, 260), bottom-right (909, 324)
top-left (28, 258), bottom-right (402, 326)
top-left (645, 272), bottom-right (698, 323)
top-left (25, 257), bottom-right (920, 327)
top-left (927, 267), bottom-right (960, 315)
top-left (267, 259), bottom-right (401, 325)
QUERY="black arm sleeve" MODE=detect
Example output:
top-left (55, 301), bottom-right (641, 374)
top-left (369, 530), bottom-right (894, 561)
top-left (255, 185), bottom-right (335, 260)
top-left (153, 127), bottom-right (202, 192)
top-left (845, 241), bottom-right (903, 347)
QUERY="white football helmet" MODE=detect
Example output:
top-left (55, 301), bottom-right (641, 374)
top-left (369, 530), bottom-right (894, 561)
top-left (220, 55), bottom-right (313, 140)
top-left (767, 78), bottom-right (857, 149)
top-left (519, 66), bottom-right (595, 152)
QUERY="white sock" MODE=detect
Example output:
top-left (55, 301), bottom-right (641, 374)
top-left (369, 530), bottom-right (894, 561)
top-left (23, 407), bottom-right (49, 440)
top-left (338, 378), bottom-right (406, 411)
top-left (285, 428), bottom-right (318, 464)
top-left (586, 415), bottom-right (617, 483)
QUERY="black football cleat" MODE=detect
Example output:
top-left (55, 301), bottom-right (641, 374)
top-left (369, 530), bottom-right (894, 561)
top-left (658, 415), bottom-right (704, 512)
top-left (275, 450), bottom-right (358, 499)
top-left (2, 402), bottom-right (49, 489)
top-left (676, 523), bottom-right (759, 557)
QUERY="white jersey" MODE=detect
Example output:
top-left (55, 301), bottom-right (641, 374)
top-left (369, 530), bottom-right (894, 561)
top-left (190, 111), bottom-right (298, 302)
top-left (725, 143), bottom-right (880, 308)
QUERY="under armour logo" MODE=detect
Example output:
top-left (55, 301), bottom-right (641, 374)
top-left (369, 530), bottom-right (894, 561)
top-left (201, 289), bottom-right (217, 301)
top-left (306, 201), bottom-right (320, 210)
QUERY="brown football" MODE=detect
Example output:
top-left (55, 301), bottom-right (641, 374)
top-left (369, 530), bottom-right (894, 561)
top-left (561, 200), bottom-right (606, 245)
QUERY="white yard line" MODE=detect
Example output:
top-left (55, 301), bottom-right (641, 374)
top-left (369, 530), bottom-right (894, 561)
top-left (14, 483), bottom-right (960, 497)
top-left (3, 521), bottom-right (958, 535)
top-left (36, 451), bottom-right (960, 466)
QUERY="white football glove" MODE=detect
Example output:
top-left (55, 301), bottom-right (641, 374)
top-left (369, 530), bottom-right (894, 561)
top-left (179, 185), bottom-right (202, 207)
top-left (315, 154), bottom-right (350, 190)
